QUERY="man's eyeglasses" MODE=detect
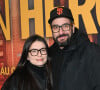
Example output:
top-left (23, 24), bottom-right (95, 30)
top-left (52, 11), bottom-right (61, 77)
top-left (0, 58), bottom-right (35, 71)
top-left (28, 48), bottom-right (47, 56)
top-left (51, 23), bottom-right (72, 33)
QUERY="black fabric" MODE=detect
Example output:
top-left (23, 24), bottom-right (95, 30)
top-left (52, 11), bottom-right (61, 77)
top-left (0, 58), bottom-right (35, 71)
top-left (26, 61), bottom-right (47, 89)
top-left (49, 29), bottom-right (100, 90)
top-left (1, 61), bottom-right (49, 90)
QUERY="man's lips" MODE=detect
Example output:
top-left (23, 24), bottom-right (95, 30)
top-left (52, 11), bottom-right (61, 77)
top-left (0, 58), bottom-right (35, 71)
top-left (58, 36), bottom-right (67, 41)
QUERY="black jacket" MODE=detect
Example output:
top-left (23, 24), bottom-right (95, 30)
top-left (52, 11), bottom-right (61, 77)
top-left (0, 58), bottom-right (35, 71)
top-left (1, 61), bottom-right (50, 90)
top-left (49, 29), bottom-right (100, 90)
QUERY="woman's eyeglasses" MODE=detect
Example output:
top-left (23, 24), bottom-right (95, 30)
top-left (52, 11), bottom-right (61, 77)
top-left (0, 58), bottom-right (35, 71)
top-left (29, 48), bottom-right (47, 56)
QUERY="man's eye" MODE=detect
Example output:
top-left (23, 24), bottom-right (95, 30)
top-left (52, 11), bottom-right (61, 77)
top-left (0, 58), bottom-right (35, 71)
top-left (53, 25), bottom-right (58, 29)
top-left (63, 24), bottom-right (69, 28)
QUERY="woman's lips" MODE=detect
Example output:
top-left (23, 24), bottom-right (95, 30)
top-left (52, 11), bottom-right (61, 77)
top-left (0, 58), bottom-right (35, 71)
top-left (36, 59), bottom-right (43, 61)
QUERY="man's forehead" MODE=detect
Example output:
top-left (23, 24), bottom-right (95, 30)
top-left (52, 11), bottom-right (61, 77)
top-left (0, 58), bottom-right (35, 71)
top-left (51, 17), bottom-right (71, 25)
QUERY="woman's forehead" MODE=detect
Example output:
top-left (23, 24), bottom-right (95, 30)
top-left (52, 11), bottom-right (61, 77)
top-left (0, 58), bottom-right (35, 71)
top-left (29, 41), bottom-right (46, 49)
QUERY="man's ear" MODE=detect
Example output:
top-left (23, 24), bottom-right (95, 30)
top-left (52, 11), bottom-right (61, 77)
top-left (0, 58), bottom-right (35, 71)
top-left (72, 24), bottom-right (75, 33)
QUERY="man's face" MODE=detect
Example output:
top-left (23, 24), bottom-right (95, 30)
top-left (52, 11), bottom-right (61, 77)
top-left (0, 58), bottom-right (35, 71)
top-left (51, 17), bottom-right (74, 47)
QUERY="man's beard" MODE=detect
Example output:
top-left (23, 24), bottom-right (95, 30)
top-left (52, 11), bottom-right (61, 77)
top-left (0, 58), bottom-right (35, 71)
top-left (53, 34), bottom-right (71, 47)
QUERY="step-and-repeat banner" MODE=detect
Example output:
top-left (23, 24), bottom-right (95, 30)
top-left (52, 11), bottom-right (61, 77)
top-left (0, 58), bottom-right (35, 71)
top-left (0, 0), bottom-right (100, 89)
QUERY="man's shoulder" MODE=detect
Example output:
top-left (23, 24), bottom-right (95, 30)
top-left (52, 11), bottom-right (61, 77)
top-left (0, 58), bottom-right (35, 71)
top-left (86, 42), bottom-right (100, 55)
top-left (87, 42), bottom-right (100, 50)
top-left (48, 43), bottom-right (58, 57)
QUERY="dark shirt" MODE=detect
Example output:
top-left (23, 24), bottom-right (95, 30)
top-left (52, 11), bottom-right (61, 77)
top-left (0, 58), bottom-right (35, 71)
top-left (1, 61), bottom-right (48, 90)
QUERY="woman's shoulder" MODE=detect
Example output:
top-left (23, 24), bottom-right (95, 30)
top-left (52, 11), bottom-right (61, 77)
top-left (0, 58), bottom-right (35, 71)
top-left (1, 66), bottom-right (27, 90)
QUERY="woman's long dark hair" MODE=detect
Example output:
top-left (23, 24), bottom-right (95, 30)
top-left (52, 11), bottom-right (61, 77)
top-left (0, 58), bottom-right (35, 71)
top-left (17, 35), bottom-right (52, 90)
top-left (2, 35), bottom-right (52, 90)
top-left (19, 35), bottom-right (53, 90)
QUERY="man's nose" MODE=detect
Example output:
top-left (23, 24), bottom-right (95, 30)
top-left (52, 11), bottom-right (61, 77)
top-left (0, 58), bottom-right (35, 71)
top-left (59, 27), bottom-right (64, 35)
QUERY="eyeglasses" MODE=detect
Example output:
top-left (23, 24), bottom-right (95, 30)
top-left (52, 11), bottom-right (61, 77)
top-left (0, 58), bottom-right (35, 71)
top-left (28, 48), bottom-right (47, 56)
top-left (51, 23), bottom-right (72, 33)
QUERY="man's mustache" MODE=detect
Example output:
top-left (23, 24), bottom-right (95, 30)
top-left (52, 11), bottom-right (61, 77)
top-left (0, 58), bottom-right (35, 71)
top-left (57, 34), bottom-right (69, 39)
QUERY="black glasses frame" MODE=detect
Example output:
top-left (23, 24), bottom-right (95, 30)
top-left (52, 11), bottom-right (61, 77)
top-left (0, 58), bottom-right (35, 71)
top-left (51, 23), bottom-right (73, 33)
top-left (28, 48), bottom-right (47, 56)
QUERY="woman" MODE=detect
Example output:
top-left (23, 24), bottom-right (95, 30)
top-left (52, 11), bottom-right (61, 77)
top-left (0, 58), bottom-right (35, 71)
top-left (1, 35), bottom-right (52, 90)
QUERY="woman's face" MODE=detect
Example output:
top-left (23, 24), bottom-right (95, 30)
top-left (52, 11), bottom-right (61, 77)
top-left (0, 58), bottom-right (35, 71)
top-left (27, 40), bottom-right (47, 67)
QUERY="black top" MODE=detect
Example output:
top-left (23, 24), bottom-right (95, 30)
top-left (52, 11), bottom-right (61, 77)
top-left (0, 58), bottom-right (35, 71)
top-left (26, 61), bottom-right (47, 89)
top-left (1, 61), bottom-right (50, 90)
top-left (49, 28), bottom-right (100, 90)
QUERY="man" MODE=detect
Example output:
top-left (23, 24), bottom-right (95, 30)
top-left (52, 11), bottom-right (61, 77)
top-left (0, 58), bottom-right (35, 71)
top-left (48, 7), bottom-right (100, 90)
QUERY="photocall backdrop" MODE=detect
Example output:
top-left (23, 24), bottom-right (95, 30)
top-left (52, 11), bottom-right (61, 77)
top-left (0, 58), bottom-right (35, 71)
top-left (0, 0), bottom-right (100, 89)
